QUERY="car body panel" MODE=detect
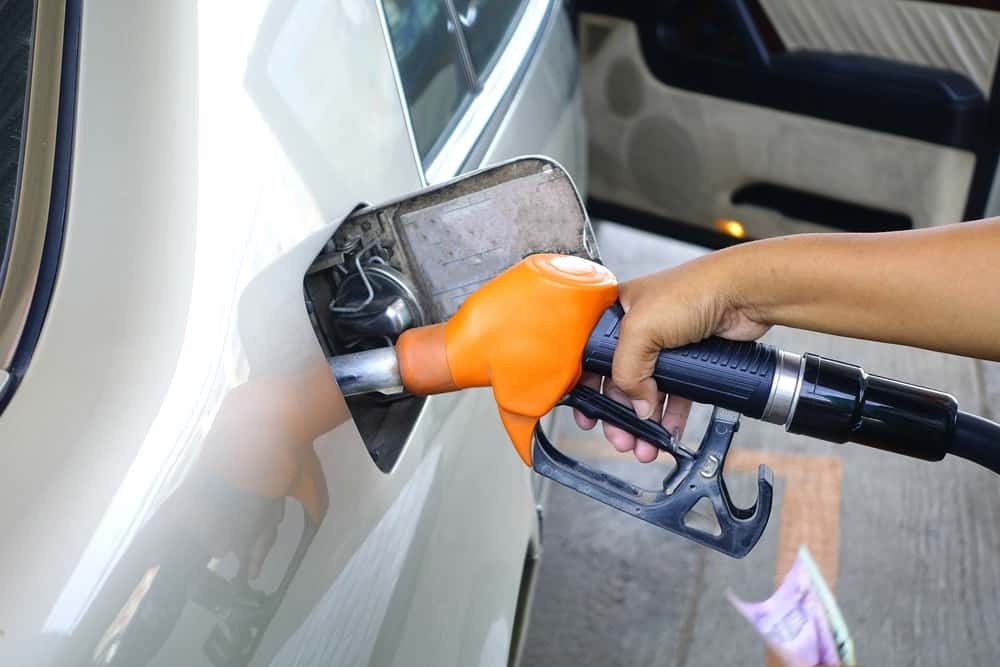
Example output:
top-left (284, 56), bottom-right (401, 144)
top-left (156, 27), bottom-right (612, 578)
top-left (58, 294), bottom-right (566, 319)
top-left (0, 0), bottom-right (584, 665)
top-left (483, 8), bottom-right (586, 193)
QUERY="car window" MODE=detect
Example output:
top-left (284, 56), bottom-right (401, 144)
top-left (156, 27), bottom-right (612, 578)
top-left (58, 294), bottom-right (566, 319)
top-left (383, 0), bottom-right (473, 160)
top-left (0, 0), bottom-right (34, 291)
top-left (453, 0), bottom-right (527, 78)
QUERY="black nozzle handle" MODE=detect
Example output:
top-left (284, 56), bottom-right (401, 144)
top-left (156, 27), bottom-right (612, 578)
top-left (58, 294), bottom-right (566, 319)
top-left (581, 305), bottom-right (1000, 474)
top-left (582, 304), bottom-right (778, 419)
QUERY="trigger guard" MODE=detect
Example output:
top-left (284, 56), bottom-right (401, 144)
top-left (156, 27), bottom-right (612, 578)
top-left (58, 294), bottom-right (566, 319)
top-left (531, 398), bottom-right (774, 559)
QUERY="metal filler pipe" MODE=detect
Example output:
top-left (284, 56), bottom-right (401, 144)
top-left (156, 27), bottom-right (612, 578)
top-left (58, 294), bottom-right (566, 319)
top-left (328, 347), bottom-right (403, 397)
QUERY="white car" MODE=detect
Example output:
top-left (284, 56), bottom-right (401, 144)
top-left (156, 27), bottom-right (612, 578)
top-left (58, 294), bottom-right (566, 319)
top-left (0, 0), bottom-right (584, 664)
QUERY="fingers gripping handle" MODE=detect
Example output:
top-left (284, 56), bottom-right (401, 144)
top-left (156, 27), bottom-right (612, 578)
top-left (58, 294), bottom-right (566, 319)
top-left (582, 305), bottom-right (778, 419)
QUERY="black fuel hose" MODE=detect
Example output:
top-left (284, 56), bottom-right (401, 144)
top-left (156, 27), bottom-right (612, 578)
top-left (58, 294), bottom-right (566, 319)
top-left (950, 412), bottom-right (1000, 474)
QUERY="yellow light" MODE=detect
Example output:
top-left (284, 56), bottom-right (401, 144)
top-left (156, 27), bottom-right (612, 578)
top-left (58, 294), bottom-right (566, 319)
top-left (715, 219), bottom-right (746, 239)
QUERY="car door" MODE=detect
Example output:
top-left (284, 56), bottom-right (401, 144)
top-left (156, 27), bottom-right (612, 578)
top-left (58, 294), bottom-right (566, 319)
top-left (573, 0), bottom-right (1000, 241)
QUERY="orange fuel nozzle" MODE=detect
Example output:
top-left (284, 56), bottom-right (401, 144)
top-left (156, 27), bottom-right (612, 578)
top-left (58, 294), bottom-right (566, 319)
top-left (395, 254), bottom-right (618, 465)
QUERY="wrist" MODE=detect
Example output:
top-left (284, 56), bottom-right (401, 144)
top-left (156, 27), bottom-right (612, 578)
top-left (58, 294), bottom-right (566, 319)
top-left (711, 239), bottom-right (786, 327)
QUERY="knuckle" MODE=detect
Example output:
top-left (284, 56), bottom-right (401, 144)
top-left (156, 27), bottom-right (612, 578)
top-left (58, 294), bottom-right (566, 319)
top-left (612, 314), bottom-right (654, 393)
top-left (617, 311), bottom-right (647, 340)
top-left (611, 370), bottom-right (636, 393)
top-left (610, 358), bottom-right (639, 391)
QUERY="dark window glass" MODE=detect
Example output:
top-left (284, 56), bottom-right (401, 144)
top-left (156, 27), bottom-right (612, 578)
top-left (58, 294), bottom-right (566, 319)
top-left (383, 0), bottom-right (472, 159)
top-left (0, 0), bottom-right (34, 286)
top-left (454, 0), bottom-right (527, 78)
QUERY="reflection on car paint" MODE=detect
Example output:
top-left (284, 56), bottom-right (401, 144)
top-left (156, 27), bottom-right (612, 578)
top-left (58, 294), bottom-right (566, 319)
top-left (41, 227), bottom-right (351, 665)
top-left (270, 448), bottom-right (442, 665)
top-left (87, 363), bottom-right (341, 665)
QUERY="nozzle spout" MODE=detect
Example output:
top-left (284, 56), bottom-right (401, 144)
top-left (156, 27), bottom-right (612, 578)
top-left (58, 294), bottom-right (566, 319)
top-left (329, 347), bottom-right (403, 397)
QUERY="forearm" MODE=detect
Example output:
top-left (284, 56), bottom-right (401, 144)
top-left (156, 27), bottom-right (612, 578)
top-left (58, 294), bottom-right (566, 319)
top-left (725, 219), bottom-right (1000, 361)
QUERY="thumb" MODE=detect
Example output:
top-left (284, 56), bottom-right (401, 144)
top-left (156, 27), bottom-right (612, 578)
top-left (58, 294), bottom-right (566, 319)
top-left (611, 313), bottom-right (661, 419)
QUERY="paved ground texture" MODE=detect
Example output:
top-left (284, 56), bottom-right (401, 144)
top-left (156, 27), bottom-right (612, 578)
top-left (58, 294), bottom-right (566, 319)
top-left (521, 223), bottom-right (1000, 667)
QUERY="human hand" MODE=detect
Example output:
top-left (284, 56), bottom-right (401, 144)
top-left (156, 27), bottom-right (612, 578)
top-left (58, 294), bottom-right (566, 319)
top-left (574, 249), bottom-right (772, 462)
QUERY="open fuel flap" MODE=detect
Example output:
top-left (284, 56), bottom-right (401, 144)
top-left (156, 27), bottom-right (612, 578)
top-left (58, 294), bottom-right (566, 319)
top-left (304, 157), bottom-right (599, 472)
